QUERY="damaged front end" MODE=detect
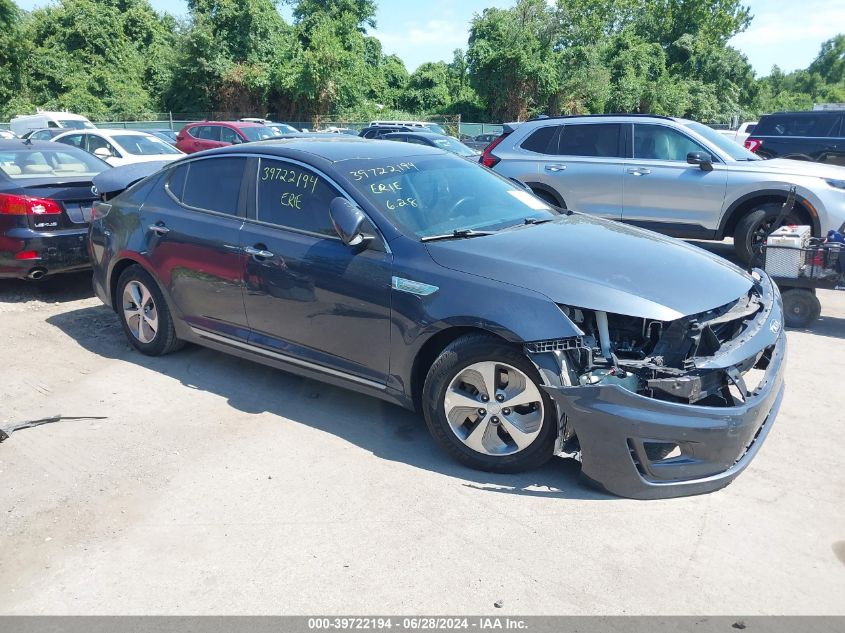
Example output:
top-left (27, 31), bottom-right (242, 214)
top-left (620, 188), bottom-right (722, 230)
top-left (526, 270), bottom-right (786, 499)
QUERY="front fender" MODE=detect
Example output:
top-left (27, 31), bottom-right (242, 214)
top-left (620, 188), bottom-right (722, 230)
top-left (387, 260), bottom-right (581, 397)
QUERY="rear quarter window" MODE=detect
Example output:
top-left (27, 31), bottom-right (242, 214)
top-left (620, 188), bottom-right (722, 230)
top-left (520, 126), bottom-right (561, 154)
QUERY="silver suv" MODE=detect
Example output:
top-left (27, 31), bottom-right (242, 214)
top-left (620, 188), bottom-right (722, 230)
top-left (485, 114), bottom-right (845, 262)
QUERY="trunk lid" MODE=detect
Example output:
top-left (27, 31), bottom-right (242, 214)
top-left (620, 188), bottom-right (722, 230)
top-left (14, 179), bottom-right (97, 230)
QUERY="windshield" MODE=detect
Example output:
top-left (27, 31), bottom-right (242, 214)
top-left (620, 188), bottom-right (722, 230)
top-left (432, 136), bottom-right (477, 157)
top-left (343, 154), bottom-right (556, 238)
top-left (58, 119), bottom-right (94, 130)
top-left (155, 130), bottom-right (177, 142)
top-left (269, 123), bottom-right (297, 133)
top-left (0, 148), bottom-right (108, 179)
top-left (114, 134), bottom-right (181, 155)
top-left (241, 126), bottom-right (278, 141)
top-left (683, 121), bottom-right (761, 161)
top-left (424, 123), bottom-right (446, 134)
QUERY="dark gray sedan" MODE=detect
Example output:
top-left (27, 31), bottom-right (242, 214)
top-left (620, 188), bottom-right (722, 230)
top-left (381, 131), bottom-right (479, 160)
top-left (87, 138), bottom-right (785, 499)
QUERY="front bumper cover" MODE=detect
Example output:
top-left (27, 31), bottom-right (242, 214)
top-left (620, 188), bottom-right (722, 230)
top-left (542, 274), bottom-right (786, 500)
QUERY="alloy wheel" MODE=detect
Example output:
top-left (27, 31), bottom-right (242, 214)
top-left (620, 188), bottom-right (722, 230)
top-left (443, 361), bottom-right (544, 456)
top-left (122, 280), bottom-right (159, 344)
top-left (751, 213), bottom-right (800, 250)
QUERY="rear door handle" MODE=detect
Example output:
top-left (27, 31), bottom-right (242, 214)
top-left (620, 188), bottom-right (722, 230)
top-left (148, 223), bottom-right (170, 235)
top-left (244, 245), bottom-right (274, 259)
top-left (544, 164), bottom-right (567, 172)
top-left (627, 168), bottom-right (651, 176)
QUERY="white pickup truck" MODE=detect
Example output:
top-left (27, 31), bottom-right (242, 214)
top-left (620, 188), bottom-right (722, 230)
top-left (717, 121), bottom-right (757, 145)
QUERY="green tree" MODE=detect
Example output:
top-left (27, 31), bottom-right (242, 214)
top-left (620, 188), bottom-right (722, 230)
top-left (467, 0), bottom-right (559, 120)
top-left (400, 62), bottom-right (452, 112)
top-left (15, 0), bottom-right (177, 119)
top-left (808, 35), bottom-right (845, 85)
top-left (0, 0), bottom-right (29, 117)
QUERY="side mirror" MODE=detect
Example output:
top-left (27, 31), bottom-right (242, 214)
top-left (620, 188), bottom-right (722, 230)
top-left (687, 151), bottom-right (714, 172)
top-left (330, 197), bottom-right (372, 248)
top-left (94, 147), bottom-right (112, 159)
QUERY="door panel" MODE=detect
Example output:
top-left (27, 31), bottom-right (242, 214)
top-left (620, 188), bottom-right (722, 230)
top-left (241, 158), bottom-right (392, 384)
top-left (622, 124), bottom-right (727, 232)
top-left (140, 158), bottom-right (250, 340)
top-left (528, 123), bottom-right (624, 219)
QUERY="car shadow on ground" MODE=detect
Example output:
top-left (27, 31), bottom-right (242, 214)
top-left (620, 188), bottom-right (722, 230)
top-left (0, 271), bottom-right (94, 304)
top-left (46, 304), bottom-right (614, 501)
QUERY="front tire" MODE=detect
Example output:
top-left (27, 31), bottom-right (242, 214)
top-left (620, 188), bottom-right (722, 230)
top-left (116, 265), bottom-right (183, 356)
top-left (422, 334), bottom-right (557, 473)
top-left (734, 203), bottom-right (803, 265)
top-left (781, 288), bottom-right (821, 328)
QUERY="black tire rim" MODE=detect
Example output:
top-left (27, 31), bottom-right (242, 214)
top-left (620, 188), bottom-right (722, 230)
top-left (750, 213), bottom-right (801, 250)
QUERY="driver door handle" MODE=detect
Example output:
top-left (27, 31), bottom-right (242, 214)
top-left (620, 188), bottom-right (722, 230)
top-left (148, 223), bottom-right (170, 235)
top-left (627, 168), bottom-right (651, 176)
top-left (544, 164), bottom-right (567, 172)
top-left (244, 245), bottom-right (274, 259)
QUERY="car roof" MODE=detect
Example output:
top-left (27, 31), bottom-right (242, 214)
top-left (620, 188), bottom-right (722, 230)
top-left (83, 128), bottom-right (156, 136)
top-left (190, 120), bottom-right (265, 128)
top-left (192, 137), bottom-right (446, 163)
top-left (384, 131), bottom-right (447, 139)
top-left (760, 110), bottom-right (840, 117)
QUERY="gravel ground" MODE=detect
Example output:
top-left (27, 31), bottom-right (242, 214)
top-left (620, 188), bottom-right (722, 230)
top-left (0, 261), bottom-right (844, 615)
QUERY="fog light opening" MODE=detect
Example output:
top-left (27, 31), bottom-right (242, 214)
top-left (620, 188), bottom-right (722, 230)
top-left (644, 441), bottom-right (682, 462)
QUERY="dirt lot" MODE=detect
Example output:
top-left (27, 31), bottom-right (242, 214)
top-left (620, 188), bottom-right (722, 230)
top-left (1, 255), bottom-right (844, 615)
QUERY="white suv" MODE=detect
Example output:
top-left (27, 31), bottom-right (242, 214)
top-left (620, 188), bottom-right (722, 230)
top-left (484, 114), bottom-right (845, 262)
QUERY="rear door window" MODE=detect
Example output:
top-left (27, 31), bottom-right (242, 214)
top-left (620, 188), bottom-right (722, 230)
top-left (520, 126), bottom-right (562, 154)
top-left (255, 158), bottom-right (338, 236)
top-left (755, 114), bottom-right (840, 137)
top-left (196, 126), bottom-right (220, 141)
top-left (87, 134), bottom-right (121, 158)
top-left (220, 127), bottom-right (240, 144)
top-left (558, 123), bottom-right (623, 158)
top-left (56, 133), bottom-right (85, 149)
top-left (181, 157), bottom-right (246, 214)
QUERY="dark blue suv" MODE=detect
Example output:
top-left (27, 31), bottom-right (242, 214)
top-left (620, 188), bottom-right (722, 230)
top-left (88, 138), bottom-right (786, 498)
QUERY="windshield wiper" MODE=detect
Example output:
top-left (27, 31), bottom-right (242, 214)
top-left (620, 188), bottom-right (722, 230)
top-left (420, 229), bottom-right (496, 242)
top-left (523, 217), bottom-right (554, 225)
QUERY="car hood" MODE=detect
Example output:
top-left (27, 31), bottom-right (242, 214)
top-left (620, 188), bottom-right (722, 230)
top-left (425, 214), bottom-right (754, 322)
top-left (733, 157), bottom-right (845, 179)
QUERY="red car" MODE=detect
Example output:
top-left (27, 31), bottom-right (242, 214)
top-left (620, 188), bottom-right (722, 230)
top-left (175, 121), bottom-right (278, 154)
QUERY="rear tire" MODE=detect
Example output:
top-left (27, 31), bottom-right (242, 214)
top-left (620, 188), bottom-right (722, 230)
top-left (422, 334), bottom-right (557, 473)
top-left (781, 288), bottom-right (821, 328)
top-left (734, 203), bottom-right (803, 265)
top-left (116, 265), bottom-right (183, 356)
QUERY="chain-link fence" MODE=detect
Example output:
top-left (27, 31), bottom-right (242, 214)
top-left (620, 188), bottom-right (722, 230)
top-left (2, 112), bottom-right (504, 140)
